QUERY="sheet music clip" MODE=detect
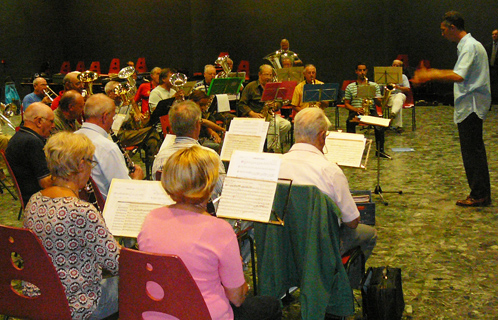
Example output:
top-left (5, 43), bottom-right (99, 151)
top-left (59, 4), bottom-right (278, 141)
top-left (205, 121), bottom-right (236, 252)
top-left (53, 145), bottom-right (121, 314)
top-left (303, 83), bottom-right (340, 103)
top-left (268, 178), bottom-right (293, 226)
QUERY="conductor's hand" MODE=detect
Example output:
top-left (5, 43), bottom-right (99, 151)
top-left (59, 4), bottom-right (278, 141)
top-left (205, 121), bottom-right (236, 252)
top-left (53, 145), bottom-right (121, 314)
top-left (412, 61), bottom-right (431, 86)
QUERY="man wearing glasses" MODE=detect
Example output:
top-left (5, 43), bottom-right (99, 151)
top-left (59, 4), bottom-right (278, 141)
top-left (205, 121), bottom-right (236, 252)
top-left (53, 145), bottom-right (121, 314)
top-left (6, 102), bottom-right (55, 204)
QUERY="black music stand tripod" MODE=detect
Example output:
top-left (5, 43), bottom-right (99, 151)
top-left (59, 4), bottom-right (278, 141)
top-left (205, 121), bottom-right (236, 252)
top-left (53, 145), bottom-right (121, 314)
top-left (373, 137), bottom-right (402, 206)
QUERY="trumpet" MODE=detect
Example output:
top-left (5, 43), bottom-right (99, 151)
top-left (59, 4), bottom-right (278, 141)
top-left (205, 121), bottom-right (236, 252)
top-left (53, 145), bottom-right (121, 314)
top-left (169, 73), bottom-right (188, 101)
top-left (43, 86), bottom-right (59, 102)
top-left (78, 71), bottom-right (99, 97)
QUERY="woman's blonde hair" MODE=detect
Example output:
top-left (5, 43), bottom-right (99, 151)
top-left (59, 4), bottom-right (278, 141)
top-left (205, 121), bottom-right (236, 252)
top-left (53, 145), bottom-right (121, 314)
top-left (44, 132), bottom-right (95, 179)
top-left (161, 145), bottom-right (219, 205)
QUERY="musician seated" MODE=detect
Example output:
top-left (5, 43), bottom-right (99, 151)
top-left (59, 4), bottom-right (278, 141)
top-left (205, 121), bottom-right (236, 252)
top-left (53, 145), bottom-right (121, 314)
top-left (75, 94), bottom-right (143, 199)
top-left (105, 81), bottom-right (161, 164)
top-left (344, 62), bottom-right (389, 158)
top-left (5, 102), bottom-right (54, 204)
top-left (148, 68), bottom-right (183, 113)
top-left (190, 90), bottom-right (226, 152)
top-left (193, 64), bottom-right (217, 93)
top-left (238, 64), bottom-right (291, 151)
top-left (139, 145), bottom-right (282, 320)
top-left (134, 66), bottom-right (161, 115)
top-left (22, 77), bottom-right (52, 111)
top-left (50, 71), bottom-right (85, 110)
top-left (279, 108), bottom-right (377, 260)
top-left (290, 64), bottom-right (329, 114)
top-left (388, 59), bottom-right (411, 133)
top-left (52, 90), bottom-right (84, 134)
top-left (281, 57), bottom-right (293, 68)
top-left (24, 131), bottom-right (120, 320)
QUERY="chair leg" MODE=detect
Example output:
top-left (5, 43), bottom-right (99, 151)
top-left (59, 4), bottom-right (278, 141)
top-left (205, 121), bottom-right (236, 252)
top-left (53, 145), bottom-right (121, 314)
top-left (412, 106), bottom-right (416, 131)
top-left (0, 178), bottom-right (18, 201)
top-left (248, 236), bottom-right (257, 295)
top-left (17, 206), bottom-right (23, 220)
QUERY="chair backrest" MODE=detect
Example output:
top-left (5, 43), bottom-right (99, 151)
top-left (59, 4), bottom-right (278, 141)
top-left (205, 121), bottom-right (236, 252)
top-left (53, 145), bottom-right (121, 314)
top-left (0, 150), bottom-right (25, 216)
top-left (60, 61), bottom-right (71, 74)
top-left (119, 247), bottom-right (212, 320)
top-left (136, 57), bottom-right (148, 73)
top-left (89, 61), bottom-right (101, 75)
top-left (159, 115), bottom-right (173, 137)
top-left (108, 58), bottom-right (120, 74)
top-left (0, 225), bottom-right (72, 320)
top-left (75, 61), bottom-right (86, 72)
top-left (237, 60), bottom-right (250, 80)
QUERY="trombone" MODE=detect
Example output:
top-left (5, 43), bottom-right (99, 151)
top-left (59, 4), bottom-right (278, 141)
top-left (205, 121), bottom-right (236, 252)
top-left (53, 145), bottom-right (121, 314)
top-left (0, 103), bottom-right (16, 130)
top-left (43, 86), bottom-right (59, 102)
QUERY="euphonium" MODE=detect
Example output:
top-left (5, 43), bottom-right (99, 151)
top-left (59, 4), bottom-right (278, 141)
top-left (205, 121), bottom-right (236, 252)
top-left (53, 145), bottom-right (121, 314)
top-left (43, 86), bottom-right (59, 102)
top-left (215, 55), bottom-right (232, 78)
top-left (380, 83), bottom-right (396, 115)
top-left (78, 71), bottom-right (99, 97)
top-left (169, 73), bottom-right (188, 101)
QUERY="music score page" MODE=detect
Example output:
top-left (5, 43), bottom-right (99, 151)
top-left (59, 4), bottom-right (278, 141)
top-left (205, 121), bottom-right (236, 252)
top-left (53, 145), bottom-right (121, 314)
top-left (324, 131), bottom-right (366, 168)
top-left (217, 151), bottom-right (281, 223)
top-left (103, 179), bottom-right (174, 238)
top-left (220, 118), bottom-right (268, 161)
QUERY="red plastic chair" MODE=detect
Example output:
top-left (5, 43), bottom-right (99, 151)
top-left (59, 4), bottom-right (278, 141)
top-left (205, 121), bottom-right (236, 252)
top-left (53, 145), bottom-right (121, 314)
top-left (75, 61), bottom-right (86, 72)
top-left (335, 80), bottom-right (356, 129)
top-left (136, 57), bottom-right (148, 73)
top-left (0, 225), bottom-right (72, 320)
top-left (59, 61), bottom-right (71, 74)
top-left (108, 58), bottom-right (120, 74)
top-left (0, 150), bottom-right (24, 220)
top-left (160, 115), bottom-right (173, 137)
top-left (237, 60), bottom-right (250, 80)
top-left (89, 61), bottom-right (101, 75)
top-left (402, 88), bottom-right (416, 131)
top-left (119, 247), bottom-right (212, 320)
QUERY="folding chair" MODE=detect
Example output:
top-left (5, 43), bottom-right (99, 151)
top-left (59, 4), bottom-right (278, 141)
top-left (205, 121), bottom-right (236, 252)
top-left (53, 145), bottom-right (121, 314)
top-left (0, 150), bottom-right (24, 220)
top-left (0, 225), bottom-right (72, 320)
top-left (119, 247), bottom-right (212, 320)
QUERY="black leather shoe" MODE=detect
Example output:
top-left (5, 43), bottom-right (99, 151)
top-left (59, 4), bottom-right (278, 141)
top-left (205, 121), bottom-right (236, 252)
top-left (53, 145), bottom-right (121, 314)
top-left (376, 151), bottom-right (392, 159)
top-left (456, 196), bottom-right (491, 207)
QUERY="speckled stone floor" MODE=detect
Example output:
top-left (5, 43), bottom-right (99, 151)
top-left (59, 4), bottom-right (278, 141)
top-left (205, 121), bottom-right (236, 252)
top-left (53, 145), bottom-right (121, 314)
top-left (1, 105), bottom-right (498, 319)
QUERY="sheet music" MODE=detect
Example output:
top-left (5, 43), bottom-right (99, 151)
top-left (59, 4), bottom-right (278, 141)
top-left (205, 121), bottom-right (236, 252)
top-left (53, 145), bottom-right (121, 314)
top-left (158, 134), bottom-right (176, 153)
top-left (324, 132), bottom-right (366, 168)
top-left (216, 177), bottom-right (277, 223)
top-left (358, 115), bottom-right (391, 127)
top-left (111, 114), bottom-right (126, 133)
top-left (216, 94), bottom-right (231, 112)
top-left (228, 117), bottom-right (268, 136)
top-left (220, 133), bottom-right (265, 161)
top-left (227, 150), bottom-right (281, 181)
top-left (103, 179), bottom-right (175, 237)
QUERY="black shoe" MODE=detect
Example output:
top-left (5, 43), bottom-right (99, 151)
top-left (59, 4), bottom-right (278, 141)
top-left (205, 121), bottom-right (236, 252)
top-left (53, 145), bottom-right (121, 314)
top-left (375, 151), bottom-right (391, 159)
top-left (395, 127), bottom-right (404, 134)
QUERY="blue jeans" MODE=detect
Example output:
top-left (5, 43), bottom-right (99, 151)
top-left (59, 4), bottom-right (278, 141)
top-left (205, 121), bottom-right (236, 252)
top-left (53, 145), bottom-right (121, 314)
top-left (90, 276), bottom-right (119, 320)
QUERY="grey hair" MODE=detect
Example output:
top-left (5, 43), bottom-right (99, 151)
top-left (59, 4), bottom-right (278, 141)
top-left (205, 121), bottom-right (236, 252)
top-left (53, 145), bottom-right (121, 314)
top-left (294, 108), bottom-right (331, 144)
top-left (83, 94), bottom-right (115, 119)
top-left (104, 80), bottom-right (120, 94)
top-left (204, 64), bottom-right (216, 73)
top-left (169, 100), bottom-right (202, 136)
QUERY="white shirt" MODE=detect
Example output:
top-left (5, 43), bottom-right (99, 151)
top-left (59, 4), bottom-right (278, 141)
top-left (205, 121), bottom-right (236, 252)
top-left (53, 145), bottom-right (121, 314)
top-left (278, 143), bottom-right (360, 223)
top-left (148, 86), bottom-right (176, 112)
top-left (75, 122), bottom-right (130, 199)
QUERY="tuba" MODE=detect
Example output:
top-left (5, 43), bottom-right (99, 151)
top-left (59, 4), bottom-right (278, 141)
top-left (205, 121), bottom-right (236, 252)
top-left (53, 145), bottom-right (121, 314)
top-left (169, 73), bottom-right (188, 101)
top-left (380, 83), bottom-right (396, 116)
top-left (215, 55), bottom-right (232, 78)
top-left (118, 66), bottom-right (137, 100)
top-left (78, 71), bottom-right (99, 97)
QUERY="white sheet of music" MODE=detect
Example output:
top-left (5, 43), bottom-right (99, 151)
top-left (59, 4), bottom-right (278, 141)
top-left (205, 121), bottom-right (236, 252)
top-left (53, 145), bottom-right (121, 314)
top-left (228, 117), bottom-right (269, 136)
top-left (216, 94), bottom-right (231, 112)
top-left (220, 133), bottom-right (265, 161)
top-left (358, 115), bottom-right (391, 127)
top-left (217, 151), bottom-right (281, 223)
top-left (324, 131), bottom-right (366, 168)
top-left (103, 179), bottom-right (175, 237)
top-left (111, 114), bottom-right (127, 133)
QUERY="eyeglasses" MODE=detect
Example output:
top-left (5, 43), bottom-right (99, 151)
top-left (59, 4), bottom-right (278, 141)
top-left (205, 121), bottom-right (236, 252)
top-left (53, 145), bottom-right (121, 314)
top-left (85, 158), bottom-right (99, 168)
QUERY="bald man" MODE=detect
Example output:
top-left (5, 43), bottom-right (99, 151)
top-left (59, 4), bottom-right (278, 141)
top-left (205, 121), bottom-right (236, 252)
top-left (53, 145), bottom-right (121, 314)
top-left (52, 90), bottom-right (84, 134)
top-left (278, 39), bottom-right (302, 66)
top-left (50, 71), bottom-right (85, 110)
top-left (6, 102), bottom-right (55, 203)
top-left (22, 77), bottom-right (52, 111)
top-left (387, 59), bottom-right (411, 132)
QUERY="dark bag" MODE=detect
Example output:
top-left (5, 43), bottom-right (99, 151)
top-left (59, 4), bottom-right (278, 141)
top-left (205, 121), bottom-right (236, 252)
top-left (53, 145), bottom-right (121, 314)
top-left (361, 266), bottom-right (404, 320)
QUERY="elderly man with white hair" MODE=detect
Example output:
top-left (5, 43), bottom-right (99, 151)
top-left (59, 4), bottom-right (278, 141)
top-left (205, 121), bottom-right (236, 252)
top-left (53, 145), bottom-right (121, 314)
top-left (278, 108), bottom-right (377, 260)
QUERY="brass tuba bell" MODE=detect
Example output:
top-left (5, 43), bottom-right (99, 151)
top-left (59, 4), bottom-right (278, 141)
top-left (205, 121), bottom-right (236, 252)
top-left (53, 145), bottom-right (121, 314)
top-left (78, 71), bottom-right (99, 97)
top-left (215, 55), bottom-right (232, 78)
top-left (169, 73), bottom-right (188, 101)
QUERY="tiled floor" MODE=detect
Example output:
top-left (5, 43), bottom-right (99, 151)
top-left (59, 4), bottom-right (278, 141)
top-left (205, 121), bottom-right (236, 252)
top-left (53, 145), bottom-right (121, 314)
top-left (2, 105), bottom-right (498, 319)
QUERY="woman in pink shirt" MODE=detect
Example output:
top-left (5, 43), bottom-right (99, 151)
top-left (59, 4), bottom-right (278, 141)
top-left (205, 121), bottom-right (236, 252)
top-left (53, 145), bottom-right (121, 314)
top-left (138, 146), bottom-right (281, 320)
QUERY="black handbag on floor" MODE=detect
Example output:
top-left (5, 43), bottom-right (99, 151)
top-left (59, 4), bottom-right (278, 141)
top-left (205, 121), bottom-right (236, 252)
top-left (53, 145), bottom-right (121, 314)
top-left (361, 266), bottom-right (404, 320)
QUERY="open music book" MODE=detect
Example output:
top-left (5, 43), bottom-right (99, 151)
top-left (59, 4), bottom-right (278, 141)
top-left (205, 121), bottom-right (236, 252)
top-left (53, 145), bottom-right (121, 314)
top-left (103, 179), bottom-right (174, 238)
top-left (217, 151), bottom-right (282, 223)
top-left (324, 131), bottom-right (372, 169)
top-left (220, 118), bottom-right (269, 161)
top-left (358, 115), bottom-right (391, 127)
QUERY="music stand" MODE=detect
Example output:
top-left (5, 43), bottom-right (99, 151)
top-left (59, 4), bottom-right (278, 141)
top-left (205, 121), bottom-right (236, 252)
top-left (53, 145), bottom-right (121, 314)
top-left (277, 67), bottom-right (304, 82)
top-left (374, 67), bottom-right (402, 85)
top-left (179, 81), bottom-right (197, 96)
top-left (207, 77), bottom-right (244, 96)
top-left (303, 83), bottom-right (340, 104)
